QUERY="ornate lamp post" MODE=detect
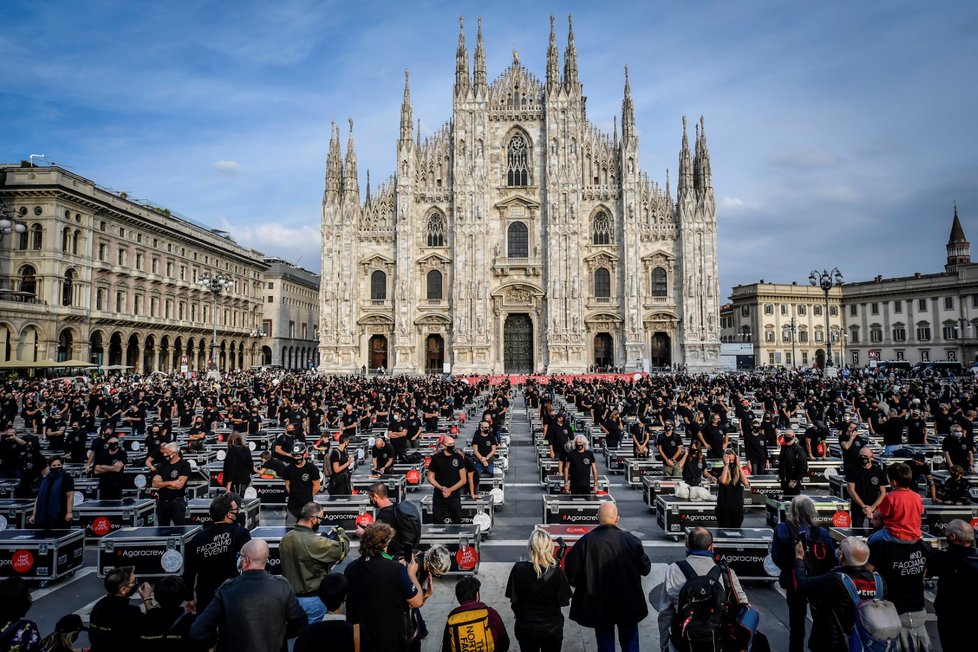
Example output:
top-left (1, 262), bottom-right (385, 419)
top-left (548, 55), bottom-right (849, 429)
top-left (782, 318), bottom-right (797, 369)
top-left (197, 273), bottom-right (233, 371)
top-left (0, 203), bottom-right (27, 290)
top-left (809, 268), bottom-right (843, 367)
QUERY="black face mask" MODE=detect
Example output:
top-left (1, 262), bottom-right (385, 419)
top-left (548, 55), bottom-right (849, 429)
top-left (445, 445), bottom-right (455, 454)
top-left (310, 519), bottom-right (321, 533)
top-left (108, 444), bottom-right (119, 451)
top-left (577, 444), bottom-right (585, 450)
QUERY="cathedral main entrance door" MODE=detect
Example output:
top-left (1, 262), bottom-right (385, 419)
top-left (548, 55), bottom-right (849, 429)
top-left (650, 332), bottom-right (671, 367)
top-left (425, 334), bottom-right (445, 373)
top-left (368, 335), bottom-right (388, 371)
top-left (504, 314), bottom-right (533, 374)
top-left (594, 333), bottom-right (613, 370)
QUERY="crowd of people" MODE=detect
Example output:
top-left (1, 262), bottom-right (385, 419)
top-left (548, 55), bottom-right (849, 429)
top-left (1, 367), bottom-right (977, 650)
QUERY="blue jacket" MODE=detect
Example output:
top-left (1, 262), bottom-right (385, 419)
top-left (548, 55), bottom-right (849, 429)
top-left (771, 521), bottom-right (836, 590)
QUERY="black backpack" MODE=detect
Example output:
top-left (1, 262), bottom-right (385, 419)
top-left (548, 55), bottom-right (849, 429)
top-left (787, 524), bottom-right (836, 576)
top-left (671, 561), bottom-right (730, 652)
top-left (394, 500), bottom-right (422, 548)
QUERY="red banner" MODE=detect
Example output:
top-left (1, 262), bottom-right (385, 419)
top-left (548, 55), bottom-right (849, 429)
top-left (472, 372), bottom-right (647, 386)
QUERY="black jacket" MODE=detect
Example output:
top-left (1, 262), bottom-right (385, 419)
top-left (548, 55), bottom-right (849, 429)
top-left (792, 560), bottom-right (879, 652)
top-left (222, 445), bottom-right (254, 485)
top-left (564, 524), bottom-right (651, 628)
top-left (778, 442), bottom-right (808, 483)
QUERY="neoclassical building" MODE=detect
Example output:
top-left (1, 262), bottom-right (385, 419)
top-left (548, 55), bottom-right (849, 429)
top-left (260, 257), bottom-right (321, 369)
top-left (319, 17), bottom-right (721, 375)
top-left (0, 165), bottom-right (267, 373)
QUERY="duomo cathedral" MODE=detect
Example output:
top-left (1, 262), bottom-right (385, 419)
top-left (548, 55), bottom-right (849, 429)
top-left (319, 16), bottom-right (721, 375)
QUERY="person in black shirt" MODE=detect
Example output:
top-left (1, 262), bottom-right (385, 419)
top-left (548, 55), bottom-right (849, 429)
top-left (803, 422), bottom-right (829, 460)
top-left (222, 433), bottom-right (254, 496)
top-left (867, 527), bottom-right (931, 620)
top-left (937, 465), bottom-right (972, 504)
top-left (600, 410), bottom-right (624, 449)
top-left (847, 448), bottom-right (888, 528)
top-left (122, 402), bottom-right (147, 436)
top-left (144, 424), bottom-right (172, 470)
top-left (743, 419), bottom-right (768, 475)
top-left (426, 437), bottom-right (467, 524)
top-left (371, 437), bottom-right (396, 475)
top-left (630, 419), bottom-right (651, 459)
top-left (258, 450), bottom-right (289, 478)
top-left (293, 573), bottom-right (357, 652)
top-left (138, 575), bottom-right (198, 652)
top-left (908, 453), bottom-right (937, 501)
top-left (905, 407), bottom-right (928, 445)
top-left (64, 420), bottom-right (89, 463)
top-left (340, 404), bottom-right (359, 438)
top-left (716, 448), bottom-right (749, 527)
top-left (29, 455), bottom-right (75, 530)
top-left (563, 434), bottom-right (598, 495)
top-left (682, 440), bottom-right (709, 486)
top-left (327, 434), bottom-right (354, 495)
top-left (247, 407), bottom-right (263, 435)
top-left (43, 413), bottom-right (66, 452)
top-left (925, 518), bottom-right (978, 650)
top-left (777, 430), bottom-right (808, 496)
top-left (89, 566), bottom-right (146, 651)
top-left (273, 425), bottom-right (300, 463)
top-left (656, 423), bottom-right (685, 477)
top-left (698, 412), bottom-right (727, 459)
top-left (547, 414), bottom-right (573, 464)
top-left (881, 409), bottom-right (905, 456)
top-left (305, 400), bottom-right (324, 440)
top-left (183, 493), bottom-right (252, 612)
top-left (405, 411), bottom-right (422, 449)
top-left (387, 410), bottom-right (408, 460)
top-left (839, 422), bottom-right (868, 478)
top-left (942, 425), bottom-right (973, 469)
top-left (93, 436), bottom-right (127, 500)
top-left (152, 443), bottom-right (191, 526)
top-left (470, 421), bottom-right (499, 476)
top-left (284, 443), bottom-right (321, 524)
top-left (505, 529), bottom-right (572, 652)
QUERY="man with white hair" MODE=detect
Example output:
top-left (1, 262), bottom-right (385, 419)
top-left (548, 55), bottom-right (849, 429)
top-left (792, 536), bottom-right (882, 651)
top-left (151, 441), bottom-right (191, 525)
top-left (564, 433), bottom-right (599, 495)
top-left (926, 519), bottom-right (978, 649)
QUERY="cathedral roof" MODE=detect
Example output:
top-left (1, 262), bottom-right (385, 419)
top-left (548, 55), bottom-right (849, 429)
top-left (488, 60), bottom-right (545, 111)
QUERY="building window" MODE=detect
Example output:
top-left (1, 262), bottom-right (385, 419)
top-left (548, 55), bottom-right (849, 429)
top-left (370, 270), bottom-right (387, 301)
top-left (98, 243), bottom-right (107, 261)
top-left (798, 330), bottom-right (809, 343)
top-left (426, 270), bottom-right (443, 300)
top-left (894, 300), bottom-right (902, 313)
top-left (869, 326), bottom-right (883, 343)
top-left (302, 324), bottom-right (307, 339)
top-left (267, 282), bottom-right (274, 289)
top-left (262, 320), bottom-right (272, 336)
top-left (425, 213), bottom-right (446, 247)
top-left (830, 306), bottom-right (838, 316)
top-left (740, 305), bottom-right (749, 316)
top-left (62, 227), bottom-right (70, 253)
top-left (849, 327), bottom-right (859, 344)
top-left (116, 292), bottom-right (124, 312)
top-left (507, 222), bottom-right (529, 258)
top-left (134, 295), bottom-right (142, 315)
top-left (814, 305), bottom-right (822, 316)
top-left (19, 265), bottom-right (36, 295)
top-left (119, 227), bottom-right (125, 238)
top-left (802, 351), bottom-right (809, 365)
top-left (267, 296), bottom-right (273, 303)
top-left (973, 294), bottom-right (978, 308)
top-left (850, 304), bottom-right (857, 316)
top-left (591, 211), bottom-right (612, 245)
top-left (178, 302), bottom-right (184, 320)
top-left (765, 329), bottom-right (775, 343)
top-left (918, 298), bottom-right (927, 311)
top-left (764, 304), bottom-right (773, 316)
top-left (944, 297), bottom-right (954, 310)
top-left (99, 220), bottom-right (106, 231)
top-left (289, 321), bottom-right (296, 338)
top-left (180, 266), bottom-right (186, 280)
top-left (594, 267), bottom-right (611, 298)
top-left (797, 305), bottom-right (806, 316)
top-left (506, 134), bottom-right (529, 186)
top-left (893, 325), bottom-right (906, 342)
top-left (31, 224), bottom-right (42, 250)
top-left (151, 258), bottom-right (159, 274)
top-left (768, 352), bottom-right (775, 365)
top-left (815, 329), bottom-right (824, 343)
top-left (651, 267), bottom-right (667, 297)
top-left (917, 325), bottom-right (931, 341)
top-left (117, 249), bottom-right (126, 266)
top-left (18, 228), bottom-right (28, 250)
top-left (166, 262), bottom-right (173, 277)
top-left (96, 289), bottom-right (105, 311)
top-left (942, 322), bottom-right (957, 339)
top-left (62, 270), bottom-right (75, 306)
top-left (780, 304), bottom-right (789, 316)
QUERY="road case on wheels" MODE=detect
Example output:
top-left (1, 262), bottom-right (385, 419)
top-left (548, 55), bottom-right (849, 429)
top-left (0, 499), bottom-right (34, 530)
top-left (541, 494), bottom-right (615, 526)
top-left (74, 499), bottom-right (156, 540)
top-left (534, 524), bottom-right (597, 567)
top-left (921, 499), bottom-right (978, 537)
top-left (417, 525), bottom-right (482, 575)
top-left (0, 529), bottom-right (85, 582)
top-left (97, 525), bottom-right (202, 578)
top-left (545, 475), bottom-right (610, 495)
top-left (642, 477), bottom-right (681, 509)
top-left (626, 459), bottom-right (664, 487)
top-left (656, 495), bottom-right (718, 538)
top-left (420, 495), bottom-right (494, 534)
top-left (351, 474), bottom-right (408, 503)
top-left (699, 527), bottom-right (775, 581)
top-left (765, 495), bottom-right (851, 529)
top-left (313, 495), bottom-right (377, 531)
top-left (187, 497), bottom-right (261, 530)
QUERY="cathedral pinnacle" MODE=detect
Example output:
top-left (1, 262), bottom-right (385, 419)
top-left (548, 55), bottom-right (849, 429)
top-left (326, 121), bottom-right (343, 199)
top-left (474, 17), bottom-right (486, 92)
top-left (400, 68), bottom-right (413, 143)
top-left (455, 16), bottom-right (470, 95)
top-left (563, 15), bottom-right (579, 90)
top-left (622, 65), bottom-right (635, 144)
top-left (343, 118), bottom-right (359, 201)
top-left (546, 15), bottom-right (560, 91)
top-left (678, 115), bottom-right (693, 196)
top-left (694, 115), bottom-right (712, 193)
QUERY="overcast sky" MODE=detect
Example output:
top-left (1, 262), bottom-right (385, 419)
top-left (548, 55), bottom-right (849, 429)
top-left (3, 0), bottom-right (976, 295)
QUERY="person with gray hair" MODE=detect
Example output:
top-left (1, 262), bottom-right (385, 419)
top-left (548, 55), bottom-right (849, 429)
top-left (770, 495), bottom-right (837, 652)
top-left (151, 441), bottom-right (191, 525)
top-left (791, 535), bottom-right (881, 651)
top-left (191, 538), bottom-right (307, 652)
top-left (926, 518), bottom-right (978, 649)
top-left (563, 433), bottom-right (599, 495)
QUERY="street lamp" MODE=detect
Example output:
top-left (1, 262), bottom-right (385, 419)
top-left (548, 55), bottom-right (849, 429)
top-left (197, 272), bottom-right (233, 371)
top-left (782, 318), bottom-right (797, 369)
top-left (0, 203), bottom-right (27, 292)
top-left (809, 267), bottom-right (843, 367)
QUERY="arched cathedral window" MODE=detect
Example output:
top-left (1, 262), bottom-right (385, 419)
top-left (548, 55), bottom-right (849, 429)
top-left (507, 135), bottom-right (529, 186)
top-left (426, 270), bottom-right (443, 300)
top-left (507, 222), bottom-right (529, 258)
top-left (425, 213), bottom-right (445, 247)
top-left (370, 270), bottom-right (387, 301)
top-left (594, 268), bottom-right (611, 298)
top-left (592, 211), bottom-right (612, 245)
top-left (651, 267), bottom-right (668, 297)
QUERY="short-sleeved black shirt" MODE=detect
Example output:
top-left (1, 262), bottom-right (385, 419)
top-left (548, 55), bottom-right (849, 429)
top-left (849, 462), bottom-right (887, 505)
top-left (471, 430), bottom-right (498, 458)
top-left (155, 457), bottom-right (192, 500)
top-left (868, 537), bottom-right (931, 614)
top-left (943, 434), bottom-right (972, 468)
top-left (371, 442), bottom-right (396, 470)
top-left (345, 556), bottom-right (418, 652)
top-left (427, 450), bottom-right (464, 488)
top-left (566, 448), bottom-right (596, 487)
top-left (283, 461), bottom-right (320, 512)
top-left (657, 430), bottom-right (683, 461)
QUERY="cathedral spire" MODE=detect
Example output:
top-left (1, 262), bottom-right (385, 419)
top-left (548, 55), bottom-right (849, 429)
top-left (400, 69), bottom-right (413, 143)
top-left (665, 168), bottom-right (671, 201)
top-left (473, 17), bottom-right (487, 92)
top-left (621, 65), bottom-right (635, 144)
top-left (546, 15), bottom-right (560, 91)
top-left (326, 121), bottom-right (343, 199)
top-left (416, 119), bottom-right (421, 148)
top-left (946, 202), bottom-right (971, 272)
top-left (678, 115), bottom-right (693, 196)
top-left (563, 15), bottom-right (579, 90)
top-left (455, 16), bottom-right (470, 96)
top-left (694, 115), bottom-right (712, 193)
top-left (343, 117), bottom-right (359, 202)
top-left (365, 169), bottom-right (371, 203)
top-left (613, 115), bottom-right (618, 148)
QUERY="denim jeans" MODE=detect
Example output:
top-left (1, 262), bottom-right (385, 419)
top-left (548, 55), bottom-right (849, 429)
top-left (475, 460), bottom-right (495, 477)
top-left (594, 622), bottom-right (639, 652)
top-left (867, 527), bottom-right (899, 545)
top-left (297, 595), bottom-right (327, 624)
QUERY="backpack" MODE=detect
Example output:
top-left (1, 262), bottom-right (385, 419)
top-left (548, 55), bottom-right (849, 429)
top-left (445, 606), bottom-right (496, 652)
top-left (322, 449), bottom-right (335, 478)
top-left (787, 524), bottom-right (836, 576)
top-left (671, 561), bottom-right (730, 652)
top-left (837, 573), bottom-right (902, 652)
top-left (394, 500), bottom-right (422, 548)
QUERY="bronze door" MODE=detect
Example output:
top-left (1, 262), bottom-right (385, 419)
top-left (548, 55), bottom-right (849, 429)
top-left (369, 335), bottom-right (388, 370)
top-left (504, 314), bottom-right (533, 374)
top-left (425, 335), bottom-right (444, 373)
top-left (650, 332), bottom-right (671, 367)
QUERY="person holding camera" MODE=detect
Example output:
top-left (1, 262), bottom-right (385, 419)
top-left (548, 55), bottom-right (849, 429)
top-left (716, 448), bottom-right (750, 527)
top-left (281, 502), bottom-right (350, 624)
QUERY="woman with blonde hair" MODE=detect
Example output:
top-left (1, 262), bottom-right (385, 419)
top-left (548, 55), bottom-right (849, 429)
top-left (505, 529), bottom-right (572, 652)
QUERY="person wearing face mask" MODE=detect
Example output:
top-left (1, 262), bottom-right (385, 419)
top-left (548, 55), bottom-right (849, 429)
top-left (284, 443), bottom-right (321, 525)
top-left (327, 433), bottom-right (355, 495)
top-left (925, 519), bottom-right (978, 650)
top-left (777, 429), bottom-right (808, 496)
top-left (471, 420), bottom-right (499, 476)
top-left (716, 448), bottom-right (750, 527)
top-left (371, 436), bottom-right (396, 475)
top-left (281, 502), bottom-right (350, 625)
top-left (28, 455), bottom-right (75, 530)
top-left (93, 436), bottom-right (127, 500)
top-left (152, 442), bottom-right (192, 526)
top-left (942, 424), bottom-right (973, 471)
top-left (846, 447), bottom-right (887, 528)
top-left (936, 464), bottom-right (972, 504)
top-left (183, 493), bottom-right (252, 613)
top-left (744, 419), bottom-right (768, 475)
top-left (564, 434), bottom-right (599, 495)
top-left (88, 566), bottom-right (148, 651)
top-left (426, 436), bottom-right (467, 524)
top-left (386, 409), bottom-right (408, 461)
top-left (64, 419), bottom-right (89, 464)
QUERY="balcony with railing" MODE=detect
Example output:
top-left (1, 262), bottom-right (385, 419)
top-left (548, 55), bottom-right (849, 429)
top-left (492, 255), bottom-right (542, 277)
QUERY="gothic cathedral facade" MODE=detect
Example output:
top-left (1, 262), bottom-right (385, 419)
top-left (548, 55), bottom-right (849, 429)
top-left (319, 17), bottom-right (721, 375)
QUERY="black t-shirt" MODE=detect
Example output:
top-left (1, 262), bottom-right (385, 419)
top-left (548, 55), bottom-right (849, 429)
top-left (183, 522), bottom-right (252, 610)
top-left (849, 462), bottom-right (887, 505)
top-left (406, 417), bottom-right (422, 438)
top-left (657, 430), bottom-right (683, 461)
top-left (94, 448), bottom-right (128, 490)
top-left (428, 451), bottom-right (464, 489)
top-left (387, 419), bottom-right (406, 436)
top-left (273, 432), bottom-right (298, 461)
top-left (138, 606), bottom-right (198, 652)
top-left (344, 556), bottom-right (418, 651)
top-left (683, 455), bottom-right (707, 485)
top-left (328, 447), bottom-right (350, 476)
top-left (371, 442), bottom-right (396, 470)
top-left (882, 417), bottom-right (905, 446)
top-left (744, 427), bottom-right (767, 456)
top-left (701, 424), bottom-right (724, 455)
top-left (909, 461), bottom-right (932, 490)
top-left (155, 457), bottom-right (192, 500)
top-left (840, 432), bottom-right (870, 475)
top-left (65, 428), bottom-right (89, 462)
top-left (943, 434), bottom-right (972, 468)
top-left (89, 594), bottom-right (142, 650)
top-left (471, 430), bottom-right (498, 458)
top-left (868, 538), bottom-right (931, 614)
top-left (505, 560), bottom-right (572, 631)
top-left (294, 619), bottom-right (356, 652)
top-left (566, 448), bottom-right (596, 487)
top-left (717, 473), bottom-right (745, 509)
top-left (548, 421), bottom-right (572, 450)
top-left (905, 416), bottom-right (927, 444)
top-left (284, 461), bottom-right (320, 511)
